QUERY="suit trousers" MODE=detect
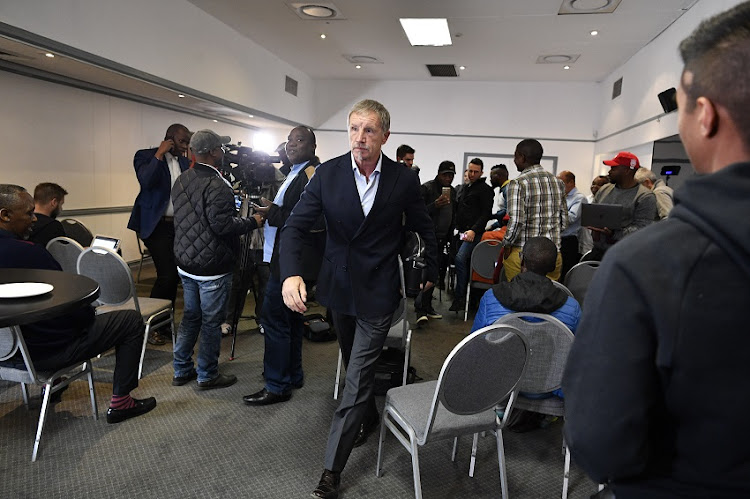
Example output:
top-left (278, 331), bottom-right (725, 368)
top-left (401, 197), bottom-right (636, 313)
top-left (143, 219), bottom-right (178, 303)
top-left (33, 309), bottom-right (144, 396)
top-left (325, 311), bottom-right (393, 472)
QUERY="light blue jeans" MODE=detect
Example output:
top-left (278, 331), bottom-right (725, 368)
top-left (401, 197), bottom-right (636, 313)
top-left (173, 273), bottom-right (232, 383)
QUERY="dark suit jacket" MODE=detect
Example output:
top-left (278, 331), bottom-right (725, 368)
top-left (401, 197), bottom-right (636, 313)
top-left (279, 153), bottom-right (437, 319)
top-left (127, 147), bottom-right (190, 239)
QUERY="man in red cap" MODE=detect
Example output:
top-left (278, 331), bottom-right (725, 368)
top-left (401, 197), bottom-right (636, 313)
top-left (587, 151), bottom-right (656, 260)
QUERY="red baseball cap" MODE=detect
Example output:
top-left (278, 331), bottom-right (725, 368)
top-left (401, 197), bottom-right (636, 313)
top-left (603, 151), bottom-right (640, 169)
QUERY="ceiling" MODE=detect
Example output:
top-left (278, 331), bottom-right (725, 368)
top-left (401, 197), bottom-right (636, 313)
top-left (188, 0), bottom-right (698, 82)
top-left (0, 0), bottom-right (699, 130)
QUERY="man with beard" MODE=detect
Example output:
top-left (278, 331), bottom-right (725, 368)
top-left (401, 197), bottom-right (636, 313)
top-left (29, 182), bottom-right (68, 247)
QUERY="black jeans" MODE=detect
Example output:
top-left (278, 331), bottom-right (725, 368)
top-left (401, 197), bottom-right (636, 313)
top-left (143, 219), bottom-right (178, 303)
top-left (34, 310), bottom-right (144, 396)
top-left (560, 235), bottom-right (581, 281)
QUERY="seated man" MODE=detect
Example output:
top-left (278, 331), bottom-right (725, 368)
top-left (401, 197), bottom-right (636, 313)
top-left (471, 236), bottom-right (581, 336)
top-left (28, 182), bottom-right (67, 247)
top-left (0, 184), bottom-right (156, 424)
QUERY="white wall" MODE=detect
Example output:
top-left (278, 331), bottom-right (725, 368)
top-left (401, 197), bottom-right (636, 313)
top-left (0, 0), bottom-right (315, 126)
top-left (0, 70), bottom-right (283, 262)
top-left (592, 0), bottom-right (746, 176)
top-left (313, 79), bottom-right (598, 189)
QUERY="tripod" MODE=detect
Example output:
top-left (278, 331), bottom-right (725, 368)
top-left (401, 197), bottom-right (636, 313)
top-left (228, 190), bottom-right (260, 360)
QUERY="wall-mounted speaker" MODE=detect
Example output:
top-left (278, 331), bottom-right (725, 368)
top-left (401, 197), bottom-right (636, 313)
top-left (658, 88), bottom-right (677, 113)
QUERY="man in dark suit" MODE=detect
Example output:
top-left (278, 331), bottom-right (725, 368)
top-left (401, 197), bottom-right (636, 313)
top-left (127, 124), bottom-right (191, 344)
top-left (280, 99), bottom-right (437, 499)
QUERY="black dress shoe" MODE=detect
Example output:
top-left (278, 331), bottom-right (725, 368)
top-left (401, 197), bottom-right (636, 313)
top-left (172, 369), bottom-right (197, 386)
top-left (197, 373), bottom-right (237, 390)
top-left (311, 469), bottom-right (340, 499)
top-left (353, 417), bottom-right (380, 448)
top-left (448, 299), bottom-right (465, 312)
top-left (106, 397), bottom-right (157, 424)
top-left (243, 388), bottom-right (291, 406)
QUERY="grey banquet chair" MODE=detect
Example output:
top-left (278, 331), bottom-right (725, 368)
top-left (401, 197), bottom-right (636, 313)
top-left (376, 324), bottom-right (529, 499)
top-left (60, 218), bottom-right (94, 247)
top-left (493, 312), bottom-right (576, 499)
top-left (334, 255), bottom-right (411, 399)
top-left (0, 325), bottom-right (97, 461)
top-left (552, 279), bottom-right (574, 298)
top-left (46, 236), bottom-right (84, 274)
top-left (563, 260), bottom-right (600, 309)
top-left (76, 247), bottom-right (174, 379)
top-left (464, 239), bottom-right (503, 321)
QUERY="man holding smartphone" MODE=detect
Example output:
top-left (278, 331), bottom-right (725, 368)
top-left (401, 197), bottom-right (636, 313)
top-left (415, 160), bottom-right (457, 323)
top-left (128, 124), bottom-right (191, 345)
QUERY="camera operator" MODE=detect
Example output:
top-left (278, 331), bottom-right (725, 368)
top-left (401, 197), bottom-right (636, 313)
top-left (171, 130), bottom-right (263, 390)
top-left (243, 126), bottom-right (325, 405)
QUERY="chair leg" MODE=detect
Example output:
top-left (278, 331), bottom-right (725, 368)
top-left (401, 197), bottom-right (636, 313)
top-left (402, 329), bottom-right (412, 386)
top-left (87, 362), bottom-right (98, 420)
top-left (333, 349), bottom-right (343, 400)
top-left (138, 322), bottom-right (150, 380)
top-left (562, 444), bottom-right (571, 499)
top-left (496, 429), bottom-right (509, 499)
top-left (410, 434), bottom-right (423, 499)
top-left (464, 285), bottom-right (471, 322)
top-left (137, 256), bottom-right (144, 283)
top-left (32, 381), bottom-right (54, 462)
top-left (376, 412), bottom-right (388, 478)
top-left (20, 383), bottom-right (30, 408)
top-left (451, 437), bottom-right (458, 462)
top-left (469, 433), bottom-right (479, 477)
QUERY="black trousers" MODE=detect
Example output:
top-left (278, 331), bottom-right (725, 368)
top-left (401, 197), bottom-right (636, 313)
top-left (34, 310), bottom-right (144, 396)
top-left (560, 235), bottom-right (581, 281)
top-left (143, 219), bottom-right (178, 303)
top-left (415, 236), bottom-right (449, 311)
top-left (325, 311), bottom-right (392, 472)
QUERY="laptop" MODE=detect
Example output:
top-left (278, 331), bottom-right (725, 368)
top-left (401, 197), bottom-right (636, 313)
top-left (91, 235), bottom-right (121, 251)
top-left (581, 203), bottom-right (623, 229)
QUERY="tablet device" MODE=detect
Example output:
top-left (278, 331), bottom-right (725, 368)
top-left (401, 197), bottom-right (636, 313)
top-left (581, 203), bottom-right (623, 229)
top-left (91, 234), bottom-right (121, 251)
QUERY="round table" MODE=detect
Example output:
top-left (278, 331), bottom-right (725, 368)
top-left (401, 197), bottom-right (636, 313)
top-left (0, 269), bottom-right (100, 327)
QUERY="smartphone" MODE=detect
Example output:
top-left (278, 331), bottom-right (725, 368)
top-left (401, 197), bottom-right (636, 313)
top-left (442, 186), bottom-right (451, 200)
top-left (459, 232), bottom-right (468, 241)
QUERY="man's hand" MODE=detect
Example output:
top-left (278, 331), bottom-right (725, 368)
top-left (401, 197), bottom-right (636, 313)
top-left (252, 213), bottom-right (265, 226)
top-left (282, 276), bottom-right (307, 313)
top-left (463, 230), bottom-right (476, 242)
top-left (155, 139), bottom-right (174, 160)
top-left (420, 281), bottom-right (434, 291)
top-left (253, 197), bottom-right (273, 216)
top-left (587, 226), bottom-right (613, 241)
top-left (434, 194), bottom-right (450, 207)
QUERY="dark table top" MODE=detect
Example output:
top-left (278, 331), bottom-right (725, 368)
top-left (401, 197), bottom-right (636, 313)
top-left (0, 269), bottom-right (100, 327)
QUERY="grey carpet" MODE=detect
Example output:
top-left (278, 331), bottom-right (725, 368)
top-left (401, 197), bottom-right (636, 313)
top-left (0, 268), bottom-right (598, 498)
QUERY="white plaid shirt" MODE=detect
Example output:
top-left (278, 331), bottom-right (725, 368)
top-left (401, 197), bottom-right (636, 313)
top-left (502, 165), bottom-right (568, 249)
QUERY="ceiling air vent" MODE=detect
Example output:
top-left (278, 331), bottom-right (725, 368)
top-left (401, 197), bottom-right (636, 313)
top-left (285, 76), bottom-right (298, 97)
top-left (426, 64), bottom-right (458, 77)
top-left (612, 77), bottom-right (623, 99)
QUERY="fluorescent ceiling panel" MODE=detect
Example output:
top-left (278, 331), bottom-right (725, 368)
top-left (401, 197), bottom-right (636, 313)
top-left (399, 18), bottom-right (452, 47)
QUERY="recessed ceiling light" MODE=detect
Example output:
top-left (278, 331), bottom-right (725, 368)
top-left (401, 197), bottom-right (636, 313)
top-left (355, 65), bottom-right (362, 69)
top-left (248, 114), bottom-right (254, 118)
top-left (320, 33), bottom-right (326, 39)
top-left (459, 66), bottom-right (466, 71)
top-left (564, 65), bottom-right (571, 70)
top-left (400, 18), bottom-right (452, 47)
top-left (213, 119), bottom-right (218, 123)
top-left (178, 94), bottom-right (185, 98)
top-left (300, 5), bottom-right (336, 18)
top-left (590, 30), bottom-right (599, 36)
top-left (44, 53), bottom-right (54, 58)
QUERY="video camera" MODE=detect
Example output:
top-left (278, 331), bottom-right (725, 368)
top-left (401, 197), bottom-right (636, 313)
top-left (220, 143), bottom-right (279, 190)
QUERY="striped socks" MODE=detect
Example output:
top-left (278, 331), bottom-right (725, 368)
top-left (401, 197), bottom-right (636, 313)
top-left (110, 394), bottom-right (136, 410)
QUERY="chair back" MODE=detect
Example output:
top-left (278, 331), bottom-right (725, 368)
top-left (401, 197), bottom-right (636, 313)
top-left (61, 218), bottom-right (94, 247)
top-left (0, 326), bottom-right (37, 384)
top-left (552, 279), bottom-right (574, 298)
top-left (46, 237), bottom-right (84, 273)
top-left (563, 261), bottom-right (600, 308)
top-left (470, 240), bottom-right (503, 281)
top-left (493, 312), bottom-right (574, 394)
top-left (431, 324), bottom-right (528, 421)
top-left (385, 256), bottom-right (409, 349)
top-left (77, 247), bottom-right (138, 311)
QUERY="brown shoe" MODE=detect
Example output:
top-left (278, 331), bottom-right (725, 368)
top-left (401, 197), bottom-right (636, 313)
top-left (311, 469), bottom-right (340, 499)
top-left (147, 331), bottom-right (166, 346)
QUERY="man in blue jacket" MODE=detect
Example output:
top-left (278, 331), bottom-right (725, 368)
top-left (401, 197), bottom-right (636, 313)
top-left (128, 124), bottom-right (191, 346)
